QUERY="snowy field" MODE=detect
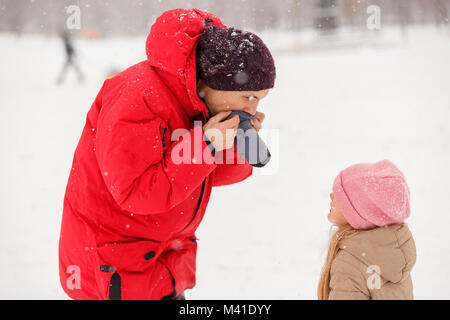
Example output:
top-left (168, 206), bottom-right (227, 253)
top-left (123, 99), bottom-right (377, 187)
top-left (1, 26), bottom-right (449, 299)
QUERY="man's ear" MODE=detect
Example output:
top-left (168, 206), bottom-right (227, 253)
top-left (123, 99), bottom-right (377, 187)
top-left (197, 80), bottom-right (208, 100)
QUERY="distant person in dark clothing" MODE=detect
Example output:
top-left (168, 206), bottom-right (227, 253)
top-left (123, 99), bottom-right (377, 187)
top-left (57, 31), bottom-right (84, 84)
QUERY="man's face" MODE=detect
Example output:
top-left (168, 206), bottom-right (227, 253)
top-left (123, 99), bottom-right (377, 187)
top-left (197, 80), bottom-right (269, 116)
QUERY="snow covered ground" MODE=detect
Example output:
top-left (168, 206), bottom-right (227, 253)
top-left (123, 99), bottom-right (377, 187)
top-left (1, 25), bottom-right (449, 299)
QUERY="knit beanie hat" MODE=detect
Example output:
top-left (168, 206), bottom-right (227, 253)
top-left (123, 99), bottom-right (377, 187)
top-left (332, 160), bottom-right (411, 230)
top-left (196, 23), bottom-right (276, 91)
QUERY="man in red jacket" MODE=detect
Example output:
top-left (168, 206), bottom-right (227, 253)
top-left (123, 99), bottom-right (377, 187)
top-left (58, 8), bottom-right (276, 300)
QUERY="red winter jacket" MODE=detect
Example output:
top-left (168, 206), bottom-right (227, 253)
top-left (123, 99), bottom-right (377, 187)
top-left (58, 8), bottom-right (253, 300)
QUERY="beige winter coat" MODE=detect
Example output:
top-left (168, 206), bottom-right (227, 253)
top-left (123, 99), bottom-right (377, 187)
top-left (328, 224), bottom-right (416, 300)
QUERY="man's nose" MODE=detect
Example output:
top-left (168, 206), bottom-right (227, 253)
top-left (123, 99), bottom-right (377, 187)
top-left (243, 105), bottom-right (258, 115)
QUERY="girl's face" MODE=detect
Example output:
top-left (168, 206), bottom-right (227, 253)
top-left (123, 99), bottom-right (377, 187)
top-left (197, 80), bottom-right (269, 116)
top-left (328, 193), bottom-right (348, 226)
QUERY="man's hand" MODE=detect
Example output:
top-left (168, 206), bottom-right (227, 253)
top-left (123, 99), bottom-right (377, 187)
top-left (250, 111), bottom-right (265, 133)
top-left (203, 111), bottom-right (240, 152)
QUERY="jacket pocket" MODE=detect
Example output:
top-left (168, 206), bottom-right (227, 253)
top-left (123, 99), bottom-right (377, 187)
top-left (94, 240), bottom-right (164, 299)
top-left (96, 240), bottom-right (164, 273)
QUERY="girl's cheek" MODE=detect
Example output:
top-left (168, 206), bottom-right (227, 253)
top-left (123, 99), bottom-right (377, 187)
top-left (327, 211), bottom-right (334, 222)
top-left (339, 212), bottom-right (347, 224)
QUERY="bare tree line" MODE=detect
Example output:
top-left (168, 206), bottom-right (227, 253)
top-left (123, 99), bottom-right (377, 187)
top-left (0, 0), bottom-right (448, 36)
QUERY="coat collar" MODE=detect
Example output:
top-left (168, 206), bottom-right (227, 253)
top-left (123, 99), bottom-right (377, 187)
top-left (339, 224), bottom-right (416, 283)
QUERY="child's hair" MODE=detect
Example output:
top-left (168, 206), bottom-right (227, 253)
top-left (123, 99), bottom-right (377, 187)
top-left (317, 223), bottom-right (358, 300)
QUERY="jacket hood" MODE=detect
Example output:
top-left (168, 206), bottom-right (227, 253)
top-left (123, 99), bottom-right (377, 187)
top-left (339, 224), bottom-right (416, 283)
top-left (145, 8), bottom-right (227, 119)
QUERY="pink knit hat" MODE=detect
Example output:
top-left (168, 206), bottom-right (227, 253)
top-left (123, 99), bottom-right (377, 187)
top-left (332, 160), bottom-right (410, 230)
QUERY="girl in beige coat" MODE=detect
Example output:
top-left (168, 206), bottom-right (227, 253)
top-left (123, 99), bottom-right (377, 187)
top-left (318, 160), bottom-right (416, 300)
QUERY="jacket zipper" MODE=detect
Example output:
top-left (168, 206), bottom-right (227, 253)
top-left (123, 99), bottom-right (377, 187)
top-left (180, 178), bottom-right (206, 232)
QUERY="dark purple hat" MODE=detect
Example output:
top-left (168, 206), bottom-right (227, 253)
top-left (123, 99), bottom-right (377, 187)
top-left (196, 24), bottom-right (276, 91)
